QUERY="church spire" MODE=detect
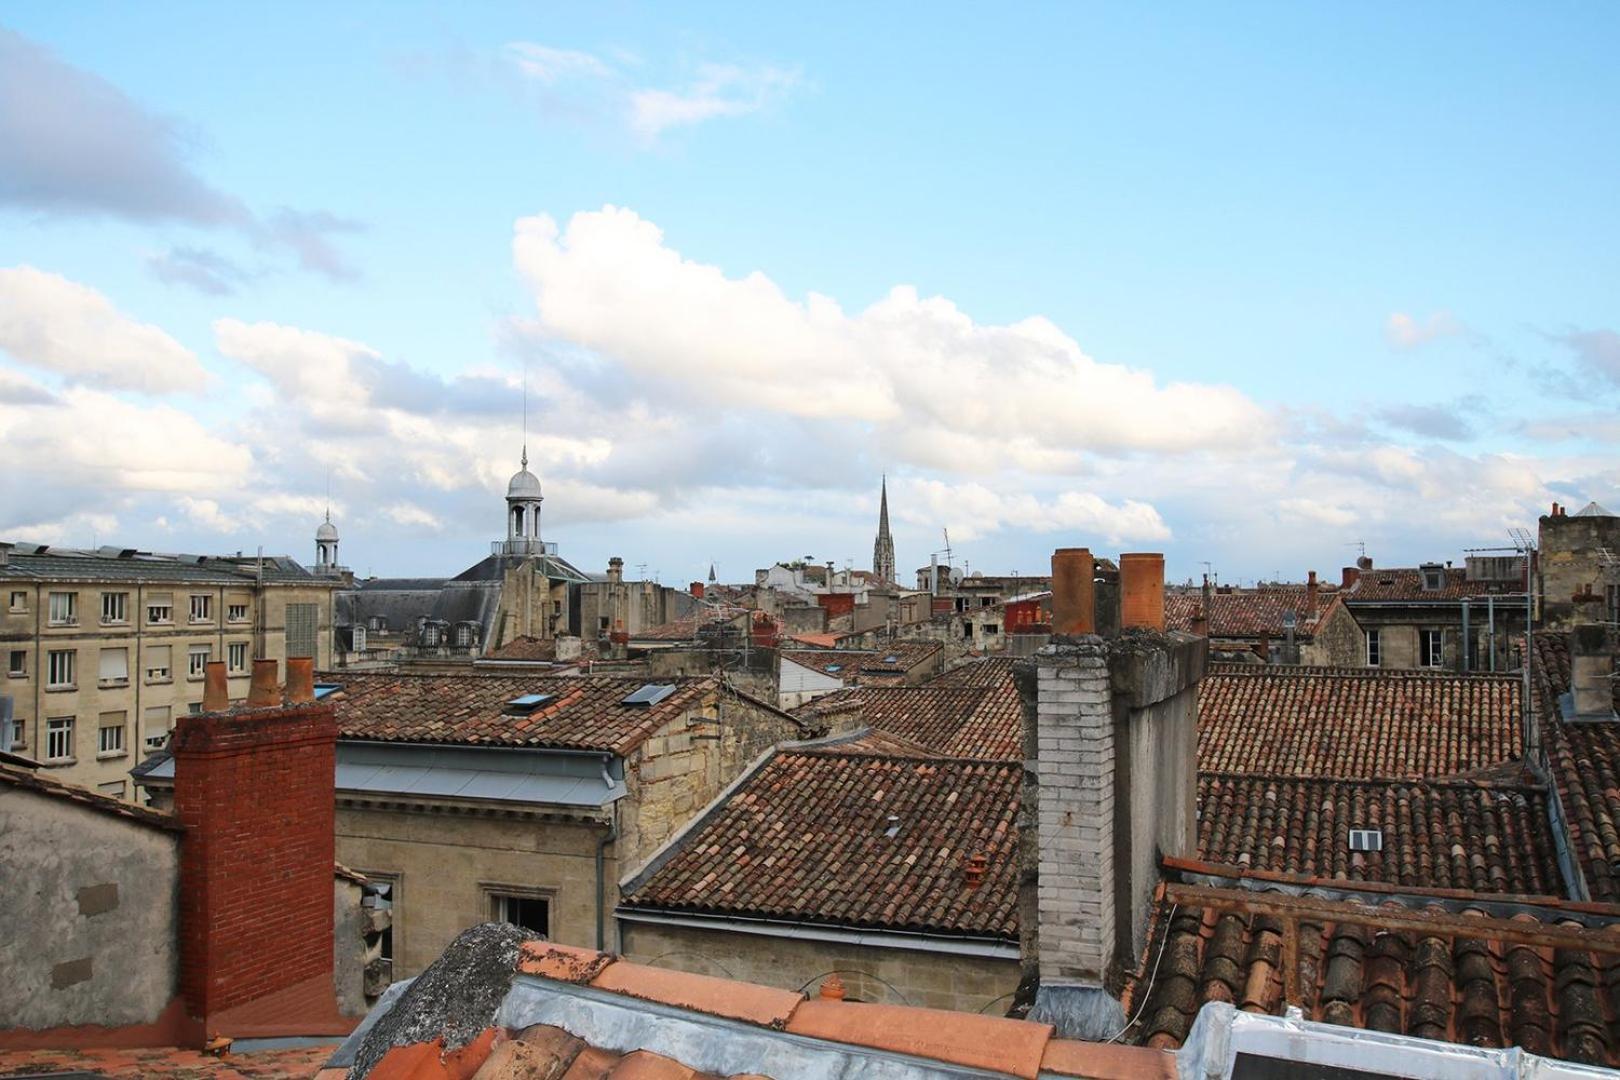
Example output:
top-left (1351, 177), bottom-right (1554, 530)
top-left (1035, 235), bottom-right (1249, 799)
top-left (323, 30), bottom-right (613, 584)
top-left (872, 475), bottom-right (896, 584)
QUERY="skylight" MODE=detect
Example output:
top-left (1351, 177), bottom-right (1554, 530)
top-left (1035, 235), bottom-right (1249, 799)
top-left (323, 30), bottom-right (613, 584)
top-left (313, 683), bottom-right (342, 700)
top-left (882, 654), bottom-right (900, 663)
top-left (825, 664), bottom-right (843, 673)
top-left (504, 693), bottom-right (554, 714)
top-left (1348, 828), bottom-right (1383, 852)
top-left (621, 684), bottom-right (676, 707)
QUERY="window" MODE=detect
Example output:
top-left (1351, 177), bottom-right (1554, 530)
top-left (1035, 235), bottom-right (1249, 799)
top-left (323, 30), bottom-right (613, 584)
top-left (961, 620), bottom-right (973, 639)
top-left (227, 602), bottom-right (249, 623)
top-left (9, 590), bottom-right (27, 612)
top-left (1420, 629), bottom-right (1444, 669)
top-left (145, 705), bottom-right (171, 751)
top-left (46, 716), bottom-right (74, 761)
top-left (1608, 583), bottom-right (1620, 627)
top-left (352, 626), bottom-right (367, 652)
top-left (147, 594), bottom-right (173, 625)
top-left (188, 646), bottom-right (210, 679)
top-left (7, 650), bottom-right (25, 678)
top-left (145, 645), bottom-right (172, 682)
top-left (980, 597), bottom-right (994, 607)
top-left (1348, 828), bottom-right (1384, 852)
top-left (48, 591), bottom-right (78, 625)
top-left (97, 781), bottom-right (126, 799)
top-left (101, 592), bottom-right (128, 624)
top-left (361, 876), bottom-right (397, 967)
top-left (98, 713), bottom-right (126, 757)
top-left (454, 623), bottom-right (472, 647)
top-left (598, 616), bottom-right (610, 632)
top-left (287, 603), bottom-right (318, 658)
top-left (98, 647), bottom-right (129, 685)
top-left (369, 616), bottom-right (387, 633)
top-left (189, 594), bottom-right (213, 623)
top-left (421, 624), bottom-right (440, 647)
top-left (985, 623), bottom-right (1000, 635)
top-left (227, 642), bottom-right (248, 673)
top-left (488, 890), bottom-right (550, 937)
top-left (47, 649), bottom-right (75, 688)
top-left (7, 711), bottom-right (23, 749)
top-left (1420, 564), bottom-right (1445, 591)
top-left (1365, 629), bottom-right (1381, 668)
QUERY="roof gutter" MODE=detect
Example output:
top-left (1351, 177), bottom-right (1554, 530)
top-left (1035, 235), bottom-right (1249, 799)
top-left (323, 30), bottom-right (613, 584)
top-left (614, 907), bottom-right (1019, 959)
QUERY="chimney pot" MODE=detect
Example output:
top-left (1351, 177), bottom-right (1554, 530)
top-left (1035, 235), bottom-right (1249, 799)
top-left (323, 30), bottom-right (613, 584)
top-left (247, 659), bottom-right (279, 708)
top-left (1119, 553), bottom-right (1166, 631)
top-left (819, 974), bottom-right (846, 1000)
top-left (690, 581), bottom-right (705, 600)
top-left (285, 657), bottom-right (315, 704)
top-left (1342, 566), bottom-right (1360, 589)
top-left (965, 852), bottom-right (988, 888)
top-left (202, 661), bottom-right (229, 712)
top-left (1050, 548), bottom-right (1095, 635)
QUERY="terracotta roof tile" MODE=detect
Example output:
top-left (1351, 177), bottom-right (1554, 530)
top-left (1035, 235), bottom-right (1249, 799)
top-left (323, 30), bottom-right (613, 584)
top-left (793, 684), bottom-right (1022, 759)
top-left (1166, 587), bottom-right (1323, 638)
top-left (1196, 773), bottom-right (1561, 896)
top-left (322, 672), bottom-right (715, 754)
top-left (928, 656), bottom-right (1021, 689)
top-left (589, 961), bottom-right (803, 1028)
top-left (1127, 882), bottom-right (1620, 1068)
top-left (1533, 631), bottom-right (1620, 901)
top-left (778, 641), bottom-right (941, 680)
top-left (0, 1046), bottom-right (332, 1079)
top-left (1345, 565), bottom-right (1518, 602)
top-left (632, 608), bottom-right (748, 642)
top-left (0, 761), bottom-right (181, 831)
top-left (1199, 664), bottom-right (1523, 780)
top-left (518, 940), bottom-right (619, 984)
top-left (622, 750), bottom-right (1021, 939)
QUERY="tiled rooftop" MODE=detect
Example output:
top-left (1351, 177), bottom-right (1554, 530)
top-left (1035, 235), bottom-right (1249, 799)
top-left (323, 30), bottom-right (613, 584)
top-left (1165, 586), bottom-right (1326, 639)
top-left (793, 683), bottom-right (1023, 759)
top-left (631, 607), bottom-right (748, 641)
top-left (1344, 565), bottom-right (1518, 602)
top-left (622, 749), bottom-right (1021, 940)
top-left (778, 641), bottom-right (941, 679)
top-left (1196, 772), bottom-right (1561, 896)
top-left (0, 761), bottom-right (181, 831)
top-left (1126, 878), bottom-right (1620, 1068)
top-left (1198, 664), bottom-right (1523, 780)
top-left (1533, 631), bottom-right (1620, 902)
top-left (323, 672), bottom-right (718, 754)
top-left (0, 1044), bottom-right (334, 1078)
top-left (928, 655), bottom-right (1021, 689)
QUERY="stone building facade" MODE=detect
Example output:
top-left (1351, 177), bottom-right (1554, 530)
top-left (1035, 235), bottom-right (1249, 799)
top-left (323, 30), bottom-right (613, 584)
top-left (0, 542), bottom-right (335, 797)
top-left (1538, 502), bottom-right (1620, 631)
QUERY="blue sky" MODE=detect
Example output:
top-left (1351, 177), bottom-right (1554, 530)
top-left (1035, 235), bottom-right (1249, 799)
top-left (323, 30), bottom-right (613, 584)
top-left (1, 3), bottom-right (1617, 585)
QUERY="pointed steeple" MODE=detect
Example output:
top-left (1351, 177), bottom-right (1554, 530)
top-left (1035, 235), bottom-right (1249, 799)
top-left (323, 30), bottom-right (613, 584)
top-left (708, 562), bottom-right (717, 584)
top-left (872, 475), bottom-right (896, 584)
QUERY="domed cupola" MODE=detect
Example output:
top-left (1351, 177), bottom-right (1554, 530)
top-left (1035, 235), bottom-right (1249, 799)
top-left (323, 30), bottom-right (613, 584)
top-left (505, 446), bottom-right (544, 551)
top-left (315, 509), bottom-right (340, 570)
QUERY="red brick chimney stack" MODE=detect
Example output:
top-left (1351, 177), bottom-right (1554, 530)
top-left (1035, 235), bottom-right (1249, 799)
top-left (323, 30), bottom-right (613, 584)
top-left (690, 581), bottom-right (705, 600)
top-left (1306, 570), bottom-right (1319, 619)
top-left (1050, 548), bottom-right (1095, 635)
top-left (172, 658), bottom-right (342, 1036)
top-left (1119, 553), bottom-right (1165, 631)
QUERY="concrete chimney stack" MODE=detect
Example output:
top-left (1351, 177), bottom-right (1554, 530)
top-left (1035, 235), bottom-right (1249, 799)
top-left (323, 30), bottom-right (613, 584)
top-left (607, 557), bottom-right (624, 585)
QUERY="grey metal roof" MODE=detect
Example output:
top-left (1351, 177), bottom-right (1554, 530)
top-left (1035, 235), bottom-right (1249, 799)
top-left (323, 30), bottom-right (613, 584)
top-left (0, 546), bottom-right (328, 585)
top-left (1574, 501), bottom-right (1616, 517)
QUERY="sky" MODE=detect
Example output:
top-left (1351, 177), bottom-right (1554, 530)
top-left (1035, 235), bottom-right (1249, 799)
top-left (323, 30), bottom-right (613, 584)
top-left (1, 3), bottom-right (1618, 586)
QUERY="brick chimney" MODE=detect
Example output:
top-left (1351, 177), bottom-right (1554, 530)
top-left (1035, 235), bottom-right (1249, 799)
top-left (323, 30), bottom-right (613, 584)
top-left (1023, 548), bottom-right (1204, 1040)
top-left (690, 581), bottom-right (705, 600)
top-left (172, 658), bottom-right (342, 1035)
top-left (1306, 570), bottom-right (1318, 619)
top-left (1341, 565), bottom-right (1360, 590)
top-left (1570, 625), bottom-right (1617, 721)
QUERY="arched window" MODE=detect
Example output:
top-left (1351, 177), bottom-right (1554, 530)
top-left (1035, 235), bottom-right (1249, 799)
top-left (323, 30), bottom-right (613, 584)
top-left (512, 506), bottom-right (525, 534)
top-left (454, 624), bottom-right (472, 647)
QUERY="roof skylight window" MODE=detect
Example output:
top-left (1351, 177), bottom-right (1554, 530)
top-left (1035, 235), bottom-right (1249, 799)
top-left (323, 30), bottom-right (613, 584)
top-left (621, 684), bottom-right (676, 707)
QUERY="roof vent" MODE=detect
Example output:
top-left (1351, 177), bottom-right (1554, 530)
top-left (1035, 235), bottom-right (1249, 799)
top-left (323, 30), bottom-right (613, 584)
top-left (621, 684), bottom-right (676, 707)
top-left (883, 814), bottom-right (901, 838)
top-left (825, 663), bottom-right (843, 673)
top-left (882, 654), bottom-right (901, 663)
top-left (505, 693), bottom-right (555, 714)
top-left (1348, 828), bottom-right (1383, 852)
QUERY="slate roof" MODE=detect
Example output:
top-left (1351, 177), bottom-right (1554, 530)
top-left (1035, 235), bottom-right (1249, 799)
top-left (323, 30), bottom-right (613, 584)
top-left (793, 683), bottom-right (1024, 759)
top-left (323, 672), bottom-right (716, 754)
top-left (779, 641), bottom-right (941, 680)
top-left (1533, 631), bottom-right (1620, 902)
top-left (1345, 566), bottom-right (1518, 602)
top-left (1198, 665), bottom-right (1523, 780)
top-left (0, 762), bottom-right (181, 832)
top-left (1165, 588), bottom-right (1322, 639)
top-left (0, 548), bottom-right (258, 584)
top-left (1196, 772), bottom-right (1562, 896)
top-left (621, 749), bottom-right (1021, 940)
top-left (1126, 878), bottom-right (1620, 1068)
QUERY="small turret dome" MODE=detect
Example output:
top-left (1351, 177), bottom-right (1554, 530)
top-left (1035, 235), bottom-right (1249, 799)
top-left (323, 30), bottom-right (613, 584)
top-left (316, 519), bottom-right (339, 541)
top-left (507, 467), bottom-right (542, 499)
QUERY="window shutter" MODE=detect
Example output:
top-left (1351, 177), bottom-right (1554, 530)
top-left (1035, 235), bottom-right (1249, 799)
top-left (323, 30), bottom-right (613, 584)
top-left (99, 648), bottom-right (128, 681)
top-left (287, 603), bottom-right (318, 658)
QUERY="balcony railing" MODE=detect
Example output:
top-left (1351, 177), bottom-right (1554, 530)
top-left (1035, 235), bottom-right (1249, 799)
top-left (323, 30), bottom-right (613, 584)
top-left (492, 539), bottom-right (558, 557)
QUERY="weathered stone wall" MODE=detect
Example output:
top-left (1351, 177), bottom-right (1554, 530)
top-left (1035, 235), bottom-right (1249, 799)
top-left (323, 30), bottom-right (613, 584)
top-left (1540, 513), bottom-right (1620, 630)
top-left (619, 921), bottom-right (1019, 1014)
top-left (0, 789), bottom-right (180, 1031)
top-left (1302, 601), bottom-right (1362, 666)
top-left (335, 806), bottom-right (611, 978)
top-left (333, 876), bottom-right (368, 1017)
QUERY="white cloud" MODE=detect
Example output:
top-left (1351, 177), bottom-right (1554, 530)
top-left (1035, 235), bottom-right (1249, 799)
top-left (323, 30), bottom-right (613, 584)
top-left (1385, 310), bottom-right (1464, 349)
top-left (384, 503), bottom-right (444, 529)
top-left (0, 266), bottom-right (209, 392)
top-left (903, 479), bottom-right (1170, 544)
top-left (214, 317), bottom-right (376, 422)
top-left (505, 43), bottom-right (615, 84)
top-left (629, 63), bottom-right (799, 138)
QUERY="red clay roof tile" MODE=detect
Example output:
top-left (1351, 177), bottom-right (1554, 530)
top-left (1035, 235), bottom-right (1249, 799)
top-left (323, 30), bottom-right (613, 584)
top-left (1166, 587), bottom-right (1323, 638)
top-left (518, 940), bottom-right (619, 984)
top-left (1533, 631), bottom-right (1620, 901)
top-left (0, 761), bottom-right (181, 831)
top-left (793, 684), bottom-right (1022, 759)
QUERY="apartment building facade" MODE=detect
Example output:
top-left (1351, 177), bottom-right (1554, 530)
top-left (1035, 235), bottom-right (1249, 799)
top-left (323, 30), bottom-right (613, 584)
top-left (0, 543), bottom-right (336, 798)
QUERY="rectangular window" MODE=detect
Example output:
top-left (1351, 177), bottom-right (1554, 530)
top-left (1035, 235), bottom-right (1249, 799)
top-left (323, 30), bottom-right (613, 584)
top-left (352, 626), bottom-right (367, 652)
top-left (189, 594), bottom-right (213, 623)
top-left (47, 649), bottom-right (75, 688)
top-left (145, 644), bottom-right (172, 682)
top-left (287, 602), bottom-right (318, 658)
top-left (227, 602), bottom-right (249, 623)
top-left (1421, 629), bottom-right (1445, 668)
top-left (101, 591), bottom-right (128, 624)
top-left (360, 876), bottom-right (397, 966)
top-left (227, 641), bottom-right (248, 672)
top-left (488, 890), bottom-right (550, 937)
top-left (97, 780), bottom-right (127, 799)
top-left (1608, 584), bottom-right (1620, 627)
top-left (98, 713), bottom-right (126, 756)
top-left (8, 712), bottom-right (23, 749)
top-left (7, 650), bottom-right (25, 678)
top-left (9, 590), bottom-right (27, 612)
top-left (147, 593), bottom-right (173, 625)
top-left (188, 645), bottom-right (210, 679)
top-left (48, 591), bottom-right (78, 625)
top-left (98, 647), bottom-right (129, 685)
top-left (144, 705), bottom-right (172, 751)
top-left (1365, 629), bottom-right (1381, 668)
top-left (46, 716), bottom-right (74, 761)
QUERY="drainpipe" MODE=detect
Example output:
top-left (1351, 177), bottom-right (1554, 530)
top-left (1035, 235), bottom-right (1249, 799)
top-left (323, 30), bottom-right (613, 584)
top-left (1461, 599), bottom-right (1470, 672)
top-left (1488, 596), bottom-right (1496, 672)
top-left (595, 800), bottom-right (618, 951)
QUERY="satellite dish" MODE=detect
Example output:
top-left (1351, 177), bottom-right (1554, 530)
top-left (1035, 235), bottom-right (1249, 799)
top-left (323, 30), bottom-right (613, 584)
top-left (948, 567), bottom-right (965, 587)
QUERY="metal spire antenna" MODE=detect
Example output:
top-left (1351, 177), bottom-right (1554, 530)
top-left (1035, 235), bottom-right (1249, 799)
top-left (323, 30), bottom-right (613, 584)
top-left (521, 358), bottom-right (529, 469)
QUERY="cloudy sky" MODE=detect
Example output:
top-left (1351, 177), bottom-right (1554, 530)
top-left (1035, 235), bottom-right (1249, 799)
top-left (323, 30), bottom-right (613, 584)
top-left (1, 5), bottom-right (1617, 585)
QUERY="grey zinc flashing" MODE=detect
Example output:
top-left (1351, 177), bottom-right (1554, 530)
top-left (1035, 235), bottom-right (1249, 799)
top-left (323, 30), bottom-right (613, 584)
top-left (335, 742), bottom-right (626, 807)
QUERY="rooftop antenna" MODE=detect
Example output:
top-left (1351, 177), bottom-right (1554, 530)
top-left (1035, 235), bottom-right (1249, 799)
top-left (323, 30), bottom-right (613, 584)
top-left (942, 527), bottom-right (953, 568)
top-left (1347, 539), bottom-right (1366, 558)
top-left (325, 471), bottom-right (332, 523)
top-left (521, 357), bottom-right (529, 470)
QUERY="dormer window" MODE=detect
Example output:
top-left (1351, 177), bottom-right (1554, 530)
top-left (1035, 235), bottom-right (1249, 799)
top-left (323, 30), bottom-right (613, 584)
top-left (1420, 564), bottom-right (1445, 592)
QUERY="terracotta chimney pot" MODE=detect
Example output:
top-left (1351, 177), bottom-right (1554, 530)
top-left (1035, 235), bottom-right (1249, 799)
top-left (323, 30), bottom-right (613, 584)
top-left (1050, 548), bottom-right (1095, 635)
top-left (965, 852), bottom-right (988, 888)
top-left (202, 661), bottom-right (229, 712)
top-left (1119, 553), bottom-right (1166, 631)
top-left (285, 657), bottom-right (315, 704)
top-left (247, 658), bottom-right (279, 707)
top-left (819, 974), bottom-right (846, 1000)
